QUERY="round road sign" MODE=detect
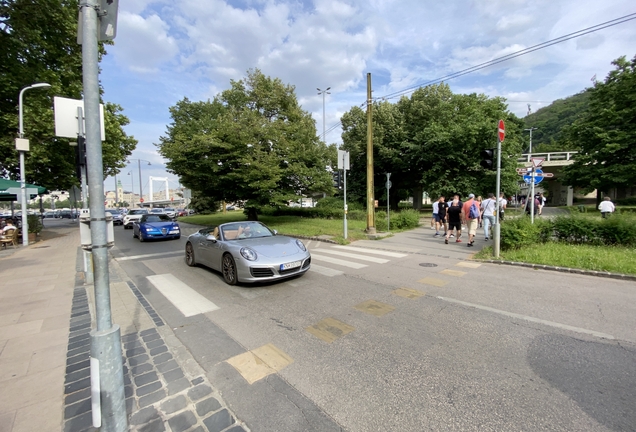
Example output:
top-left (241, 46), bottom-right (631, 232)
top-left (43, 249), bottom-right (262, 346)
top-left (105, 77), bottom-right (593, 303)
top-left (523, 169), bottom-right (544, 185)
top-left (498, 119), bottom-right (505, 142)
top-left (140, 198), bottom-right (145, 203)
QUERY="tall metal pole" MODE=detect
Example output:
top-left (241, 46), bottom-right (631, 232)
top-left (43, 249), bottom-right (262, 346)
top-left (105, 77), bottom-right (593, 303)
top-left (365, 73), bottom-right (375, 234)
top-left (80, 1), bottom-right (127, 430)
top-left (525, 128), bottom-right (537, 224)
top-left (524, 127), bottom-right (537, 154)
top-left (138, 159), bottom-right (143, 203)
top-left (494, 136), bottom-right (502, 258)
top-left (317, 87), bottom-right (330, 142)
top-left (114, 174), bottom-right (118, 206)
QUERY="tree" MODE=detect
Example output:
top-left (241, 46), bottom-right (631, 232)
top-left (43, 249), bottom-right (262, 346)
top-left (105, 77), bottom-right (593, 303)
top-left (562, 55), bottom-right (636, 196)
top-left (158, 69), bottom-right (333, 219)
top-left (340, 83), bottom-right (524, 206)
top-left (0, 0), bottom-right (136, 190)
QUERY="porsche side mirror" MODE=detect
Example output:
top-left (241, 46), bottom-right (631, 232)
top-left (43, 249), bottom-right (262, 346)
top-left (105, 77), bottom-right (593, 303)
top-left (206, 234), bottom-right (217, 242)
top-left (273, 229), bottom-right (278, 235)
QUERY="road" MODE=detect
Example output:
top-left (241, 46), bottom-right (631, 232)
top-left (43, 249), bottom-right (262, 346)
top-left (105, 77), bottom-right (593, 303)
top-left (109, 220), bottom-right (636, 432)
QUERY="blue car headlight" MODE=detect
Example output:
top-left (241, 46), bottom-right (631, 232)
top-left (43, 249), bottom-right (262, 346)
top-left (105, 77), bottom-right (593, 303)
top-left (295, 239), bottom-right (306, 251)
top-left (240, 247), bottom-right (257, 261)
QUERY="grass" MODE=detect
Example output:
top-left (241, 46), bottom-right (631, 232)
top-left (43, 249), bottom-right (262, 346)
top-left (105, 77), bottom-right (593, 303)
top-left (475, 242), bottom-right (636, 275)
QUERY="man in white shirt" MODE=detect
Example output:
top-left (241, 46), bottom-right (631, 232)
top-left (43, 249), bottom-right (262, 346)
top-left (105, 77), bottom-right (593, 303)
top-left (480, 193), bottom-right (497, 240)
top-left (498, 193), bottom-right (508, 221)
top-left (598, 197), bottom-right (615, 218)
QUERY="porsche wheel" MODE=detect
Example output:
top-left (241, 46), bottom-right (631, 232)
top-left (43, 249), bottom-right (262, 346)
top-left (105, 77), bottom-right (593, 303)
top-left (185, 242), bottom-right (196, 267)
top-left (222, 254), bottom-right (238, 285)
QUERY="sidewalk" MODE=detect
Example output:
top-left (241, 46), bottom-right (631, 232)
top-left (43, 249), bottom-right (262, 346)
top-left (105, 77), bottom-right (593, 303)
top-left (0, 223), bottom-right (247, 431)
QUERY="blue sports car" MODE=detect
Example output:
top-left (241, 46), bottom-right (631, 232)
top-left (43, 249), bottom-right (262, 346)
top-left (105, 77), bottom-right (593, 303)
top-left (133, 214), bottom-right (181, 242)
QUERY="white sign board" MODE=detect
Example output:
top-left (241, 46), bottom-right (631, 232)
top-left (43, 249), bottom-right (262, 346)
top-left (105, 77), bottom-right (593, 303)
top-left (54, 97), bottom-right (105, 141)
top-left (337, 149), bottom-right (350, 170)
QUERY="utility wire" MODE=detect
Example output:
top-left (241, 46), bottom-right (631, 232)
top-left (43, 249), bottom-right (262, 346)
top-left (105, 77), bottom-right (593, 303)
top-left (318, 12), bottom-right (636, 140)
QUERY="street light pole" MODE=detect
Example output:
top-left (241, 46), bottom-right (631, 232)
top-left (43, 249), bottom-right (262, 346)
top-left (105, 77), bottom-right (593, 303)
top-left (18, 83), bottom-right (51, 246)
top-left (317, 87), bottom-right (331, 142)
top-left (128, 171), bottom-right (135, 207)
top-left (524, 127), bottom-right (537, 154)
top-left (129, 159), bottom-right (151, 204)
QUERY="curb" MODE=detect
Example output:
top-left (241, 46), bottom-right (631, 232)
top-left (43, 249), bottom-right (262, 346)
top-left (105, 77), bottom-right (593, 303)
top-left (474, 259), bottom-right (636, 282)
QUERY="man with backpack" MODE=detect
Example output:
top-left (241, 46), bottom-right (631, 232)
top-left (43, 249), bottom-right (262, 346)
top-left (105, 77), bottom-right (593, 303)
top-left (461, 193), bottom-right (481, 247)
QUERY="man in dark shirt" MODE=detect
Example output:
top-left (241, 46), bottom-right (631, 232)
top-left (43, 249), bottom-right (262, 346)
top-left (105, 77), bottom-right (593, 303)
top-left (444, 194), bottom-right (463, 244)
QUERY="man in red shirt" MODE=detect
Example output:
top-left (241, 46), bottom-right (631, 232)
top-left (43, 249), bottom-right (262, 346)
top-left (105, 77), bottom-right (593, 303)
top-left (461, 193), bottom-right (481, 247)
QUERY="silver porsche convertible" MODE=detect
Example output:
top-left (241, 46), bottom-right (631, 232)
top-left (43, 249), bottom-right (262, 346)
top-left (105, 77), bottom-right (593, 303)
top-left (185, 221), bottom-right (311, 285)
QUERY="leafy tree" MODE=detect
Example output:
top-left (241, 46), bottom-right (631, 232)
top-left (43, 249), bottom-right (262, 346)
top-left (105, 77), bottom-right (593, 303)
top-left (158, 69), bottom-right (333, 219)
top-left (0, 0), bottom-right (136, 191)
top-left (562, 55), bottom-right (636, 197)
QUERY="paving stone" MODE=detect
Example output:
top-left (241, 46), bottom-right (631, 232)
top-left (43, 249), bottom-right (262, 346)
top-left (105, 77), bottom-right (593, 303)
top-left (196, 397), bottom-right (222, 417)
top-left (68, 333), bottom-right (91, 344)
top-left (121, 333), bottom-right (140, 342)
top-left (145, 339), bottom-right (164, 350)
top-left (134, 371), bottom-right (159, 387)
top-left (66, 359), bottom-right (90, 374)
top-left (129, 354), bottom-right (150, 366)
top-left (153, 352), bottom-right (173, 365)
top-left (190, 377), bottom-right (204, 386)
top-left (65, 366), bottom-right (91, 384)
top-left (64, 397), bottom-right (92, 419)
top-left (149, 345), bottom-right (168, 356)
top-left (167, 410), bottom-right (197, 432)
top-left (129, 406), bottom-right (160, 425)
top-left (66, 345), bottom-right (90, 358)
top-left (140, 328), bottom-right (158, 337)
top-left (126, 346), bottom-right (147, 358)
top-left (126, 397), bottom-right (137, 415)
top-left (124, 374), bottom-right (132, 386)
top-left (65, 387), bottom-right (91, 405)
top-left (67, 338), bottom-right (91, 351)
top-left (225, 426), bottom-right (247, 432)
top-left (160, 394), bottom-right (188, 415)
top-left (162, 367), bottom-right (184, 383)
top-left (64, 410), bottom-right (93, 432)
top-left (65, 376), bottom-right (91, 394)
top-left (131, 362), bottom-right (154, 376)
top-left (125, 385), bottom-right (134, 398)
top-left (124, 339), bottom-right (145, 350)
top-left (202, 409), bottom-right (235, 432)
top-left (141, 332), bottom-right (161, 343)
top-left (167, 377), bottom-right (191, 396)
top-left (136, 381), bottom-right (163, 397)
top-left (139, 389), bottom-right (166, 408)
top-left (156, 359), bottom-right (178, 374)
top-left (138, 418), bottom-right (166, 432)
top-left (188, 384), bottom-right (212, 402)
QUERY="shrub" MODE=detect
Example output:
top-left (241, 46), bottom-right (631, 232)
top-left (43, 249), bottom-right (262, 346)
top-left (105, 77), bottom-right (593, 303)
top-left (27, 214), bottom-right (43, 234)
top-left (615, 197), bottom-right (636, 206)
top-left (391, 209), bottom-right (420, 229)
top-left (315, 197), bottom-right (363, 211)
top-left (375, 211), bottom-right (388, 231)
top-left (500, 217), bottom-right (549, 251)
top-left (347, 209), bottom-right (366, 221)
top-left (552, 216), bottom-right (599, 244)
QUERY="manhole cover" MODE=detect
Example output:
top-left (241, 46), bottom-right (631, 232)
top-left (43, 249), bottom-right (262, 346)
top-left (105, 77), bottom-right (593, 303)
top-left (419, 263), bottom-right (438, 267)
top-left (33, 245), bottom-right (50, 249)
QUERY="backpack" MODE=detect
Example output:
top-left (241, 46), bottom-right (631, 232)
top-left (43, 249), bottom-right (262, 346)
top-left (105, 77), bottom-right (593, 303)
top-left (469, 201), bottom-right (480, 219)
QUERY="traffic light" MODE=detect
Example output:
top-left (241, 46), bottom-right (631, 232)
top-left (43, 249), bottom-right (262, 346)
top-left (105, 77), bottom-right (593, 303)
top-left (480, 148), bottom-right (496, 170)
top-left (332, 171), bottom-right (341, 188)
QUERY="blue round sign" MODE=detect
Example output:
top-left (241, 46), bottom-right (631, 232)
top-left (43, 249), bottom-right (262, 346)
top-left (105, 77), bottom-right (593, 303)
top-left (523, 169), bottom-right (544, 185)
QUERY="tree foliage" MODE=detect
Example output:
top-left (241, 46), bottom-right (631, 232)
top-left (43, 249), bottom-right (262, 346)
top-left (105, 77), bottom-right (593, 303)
top-left (0, 0), bottom-right (136, 191)
top-left (562, 55), bottom-right (636, 194)
top-left (340, 83), bottom-right (524, 206)
top-left (157, 69), bottom-right (333, 219)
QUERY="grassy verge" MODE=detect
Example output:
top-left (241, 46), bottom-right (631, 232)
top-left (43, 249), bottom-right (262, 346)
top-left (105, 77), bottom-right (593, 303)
top-left (179, 213), bottom-right (379, 243)
top-left (475, 242), bottom-right (636, 275)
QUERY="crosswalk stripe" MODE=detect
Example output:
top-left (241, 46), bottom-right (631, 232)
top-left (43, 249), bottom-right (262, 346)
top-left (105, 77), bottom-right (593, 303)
top-left (147, 274), bottom-right (219, 317)
top-left (116, 251), bottom-right (183, 261)
top-left (309, 264), bottom-right (344, 277)
top-left (310, 253), bottom-right (368, 269)
top-left (331, 245), bottom-right (408, 258)
top-left (316, 249), bottom-right (389, 264)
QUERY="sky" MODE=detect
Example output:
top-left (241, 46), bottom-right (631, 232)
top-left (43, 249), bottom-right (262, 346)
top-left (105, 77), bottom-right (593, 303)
top-left (100, 0), bottom-right (636, 194)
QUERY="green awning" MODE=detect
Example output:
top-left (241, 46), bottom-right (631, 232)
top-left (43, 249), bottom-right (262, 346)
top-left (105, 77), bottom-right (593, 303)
top-left (0, 178), bottom-right (47, 202)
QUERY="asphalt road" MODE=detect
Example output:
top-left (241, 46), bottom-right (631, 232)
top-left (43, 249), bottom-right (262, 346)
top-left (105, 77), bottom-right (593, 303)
top-left (108, 220), bottom-right (636, 432)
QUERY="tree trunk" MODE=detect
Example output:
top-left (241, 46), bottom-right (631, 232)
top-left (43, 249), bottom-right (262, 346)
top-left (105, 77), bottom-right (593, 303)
top-left (413, 186), bottom-right (422, 210)
top-left (246, 207), bottom-right (259, 221)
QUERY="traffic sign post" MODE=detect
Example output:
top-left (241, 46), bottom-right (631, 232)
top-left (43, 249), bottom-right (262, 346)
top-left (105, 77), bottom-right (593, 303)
top-left (494, 119), bottom-right (505, 259)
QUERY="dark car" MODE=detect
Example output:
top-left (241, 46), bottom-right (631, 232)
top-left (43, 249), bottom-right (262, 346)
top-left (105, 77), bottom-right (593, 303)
top-left (59, 210), bottom-right (72, 219)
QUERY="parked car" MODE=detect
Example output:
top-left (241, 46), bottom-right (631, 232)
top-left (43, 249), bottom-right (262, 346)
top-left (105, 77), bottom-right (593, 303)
top-left (59, 210), bottom-right (72, 219)
top-left (184, 221), bottom-right (311, 285)
top-left (123, 209), bottom-right (148, 229)
top-left (226, 205), bottom-right (236, 211)
top-left (163, 208), bottom-right (177, 219)
top-left (149, 208), bottom-right (165, 214)
top-left (133, 214), bottom-right (180, 242)
top-left (43, 211), bottom-right (57, 218)
top-left (105, 209), bottom-right (124, 226)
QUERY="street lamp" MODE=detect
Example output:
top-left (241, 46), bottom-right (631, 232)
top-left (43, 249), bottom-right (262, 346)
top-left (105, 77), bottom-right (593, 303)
top-left (317, 87), bottom-right (331, 143)
top-left (128, 159), bottom-right (151, 204)
top-left (127, 170), bottom-right (135, 207)
top-left (18, 82), bottom-right (51, 246)
top-left (524, 127), bottom-right (538, 154)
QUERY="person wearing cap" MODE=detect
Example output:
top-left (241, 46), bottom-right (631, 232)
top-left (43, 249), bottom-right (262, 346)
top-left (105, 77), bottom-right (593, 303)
top-left (461, 193), bottom-right (480, 247)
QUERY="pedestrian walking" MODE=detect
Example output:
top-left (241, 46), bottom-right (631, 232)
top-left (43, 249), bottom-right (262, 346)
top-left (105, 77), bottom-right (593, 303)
top-left (430, 199), bottom-right (438, 230)
top-left (538, 193), bottom-right (546, 215)
top-left (444, 194), bottom-right (463, 244)
top-left (498, 193), bottom-right (508, 221)
top-left (435, 196), bottom-right (447, 237)
top-left (480, 193), bottom-right (497, 241)
top-left (461, 193), bottom-right (481, 247)
top-left (476, 196), bottom-right (483, 228)
top-left (598, 196), bottom-right (615, 218)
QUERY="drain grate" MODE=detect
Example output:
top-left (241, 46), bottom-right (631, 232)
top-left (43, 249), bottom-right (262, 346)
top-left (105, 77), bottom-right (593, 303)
top-left (419, 263), bottom-right (438, 267)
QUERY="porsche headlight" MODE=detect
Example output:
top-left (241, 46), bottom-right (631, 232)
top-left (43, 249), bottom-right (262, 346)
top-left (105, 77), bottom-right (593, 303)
top-left (240, 247), bottom-right (257, 261)
top-left (295, 239), bottom-right (306, 251)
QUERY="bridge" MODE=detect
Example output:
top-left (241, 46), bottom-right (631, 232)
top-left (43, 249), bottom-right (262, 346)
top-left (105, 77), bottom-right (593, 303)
top-left (517, 152), bottom-right (579, 206)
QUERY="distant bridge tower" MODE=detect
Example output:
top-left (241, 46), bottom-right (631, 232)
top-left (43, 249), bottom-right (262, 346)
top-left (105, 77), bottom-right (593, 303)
top-left (148, 176), bottom-right (170, 202)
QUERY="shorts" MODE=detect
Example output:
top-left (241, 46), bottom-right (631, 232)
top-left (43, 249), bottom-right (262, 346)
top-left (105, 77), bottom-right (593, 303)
top-left (448, 221), bottom-right (461, 231)
top-left (433, 214), bottom-right (443, 223)
top-left (467, 218), bottom-right (479, 235)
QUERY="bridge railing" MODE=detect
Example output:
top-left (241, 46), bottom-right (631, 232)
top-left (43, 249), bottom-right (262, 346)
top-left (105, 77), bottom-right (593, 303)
top-left (517, 151), bottom-right (578, 163)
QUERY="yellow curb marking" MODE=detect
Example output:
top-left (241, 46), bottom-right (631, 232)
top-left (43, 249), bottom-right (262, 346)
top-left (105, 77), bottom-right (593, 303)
top-left (226, 343), bottom-right (293, 385)
top-left (306, 317), bottom-right (355, 343)
top-left (392, 287), bottom-right (426, 299)
top-left (417, 277), bottom-right (449, 287)
top-left (354, 300), bottom-right (395, 317)
top-left (440, 269), bottom-right (467, 277)
top-left (455, 261), bottom-right (482, 269)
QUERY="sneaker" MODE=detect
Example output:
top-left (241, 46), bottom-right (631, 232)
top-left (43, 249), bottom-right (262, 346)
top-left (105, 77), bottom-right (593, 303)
top-left (445, 238), bottom-right (449, 244)
top-left (485, 237), bottom-right (489, 241)
top-left (467, 242), bottom-right (474, 247)
top-left (450, 234), bottom-right (455, 238)
top-left (434, 233), bottom-right (440, 237)
top-left (430, 226), bottom-right (435, 230)
top-left (455, 239), bottom-right (462, 243)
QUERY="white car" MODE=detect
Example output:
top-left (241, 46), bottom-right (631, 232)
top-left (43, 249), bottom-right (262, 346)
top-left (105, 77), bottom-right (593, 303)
top-left (163, 208), bottom-right (177, 219)
top-left (123, 209), bottom-right (148, 229)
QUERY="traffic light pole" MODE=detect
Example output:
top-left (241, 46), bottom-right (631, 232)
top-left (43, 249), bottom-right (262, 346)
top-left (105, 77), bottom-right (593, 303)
top-left (494, 136), bottom-right (502, 259)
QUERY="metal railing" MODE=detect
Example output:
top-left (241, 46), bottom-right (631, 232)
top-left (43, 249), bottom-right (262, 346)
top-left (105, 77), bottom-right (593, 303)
top-left (518, 152), bottom-right (577, 163)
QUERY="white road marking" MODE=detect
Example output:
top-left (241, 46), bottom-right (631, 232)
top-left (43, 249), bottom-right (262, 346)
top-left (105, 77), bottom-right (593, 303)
top-left (310, 253), bottom-right (368, 269)
top-left (316, 249), bottom-right (390, 264)
top-left (116, 251), bottom-right (182, 261)
top-left (332, 245), bottom-right (408, 258)
top-left (147, 274), bottom-right (219, 317)
top-left (308, 264), bottom-right (344, 277)
top-left (436, 296), bottom-right (615, 340)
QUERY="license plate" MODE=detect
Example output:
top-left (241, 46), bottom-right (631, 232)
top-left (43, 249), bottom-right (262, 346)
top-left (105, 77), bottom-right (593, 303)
top-left (280, 260), bottom-right (301, 271)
